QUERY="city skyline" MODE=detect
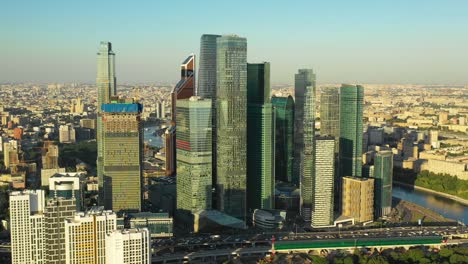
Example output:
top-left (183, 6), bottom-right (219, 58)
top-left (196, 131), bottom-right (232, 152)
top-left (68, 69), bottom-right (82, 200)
top-left (2, 1), bottom-right (468, 84)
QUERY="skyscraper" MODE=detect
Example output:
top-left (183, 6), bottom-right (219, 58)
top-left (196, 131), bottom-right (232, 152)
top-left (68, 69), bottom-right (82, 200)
top-left (246, 62), bottom-right (275, 213)
top-left (311, 136), bottom-right (335, 227)
top-left (101, 101), bottom-right (143, 212)
top-left (320, 87), bottom-right (340, 152)
top-left (373, 150), bottom-right (393, 218)
top-left (272, 96), bottom-right (294, 183)
top-left (294, 69), bottom-right (316, 222)
top-left (10, 190), bottom-right (45, 264)
top-left (198, 34), bottom-right (221, 208)
top-left (339, 84), bottom-right (364, 178)
top-left (176, 96), bottom-right (212, 229)
top-left (171, 54), bottom-right (196, 121)
top-left (97, 42), bottom-right (116, 206)
top-left (198, 34), bottom-right (221, 99)
top-left (64, 207), bottom-right (117, 264)
top-left (216, 35), bottom-right (247, 222)
top-left (44, 198), bottom-right (76, 263)
top-left (167, 54), bottom-right (196, 177)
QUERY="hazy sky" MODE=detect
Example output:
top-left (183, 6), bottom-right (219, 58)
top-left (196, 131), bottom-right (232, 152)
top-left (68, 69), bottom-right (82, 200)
top-left (2, 0), bottom-right (468, 84)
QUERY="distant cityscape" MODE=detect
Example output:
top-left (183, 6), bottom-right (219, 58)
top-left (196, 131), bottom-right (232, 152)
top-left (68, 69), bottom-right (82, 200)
top-left (0, 34), bottom-right (467, 264)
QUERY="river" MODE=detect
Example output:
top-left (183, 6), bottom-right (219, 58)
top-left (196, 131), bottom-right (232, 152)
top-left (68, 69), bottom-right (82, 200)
top-left (393, 185), bottom-right (468, 224)
top-left (143, 124), bottom-right (164, 148)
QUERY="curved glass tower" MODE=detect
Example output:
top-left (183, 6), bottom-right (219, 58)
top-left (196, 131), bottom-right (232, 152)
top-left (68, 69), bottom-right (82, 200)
top-left (271, 96), bottom-right (294, 183)
top-left (216, 35), bottom-right (247, 222)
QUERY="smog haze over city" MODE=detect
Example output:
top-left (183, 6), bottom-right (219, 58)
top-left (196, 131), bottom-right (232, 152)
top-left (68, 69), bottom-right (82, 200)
top-left (2, 0), bottom-right (468, 84)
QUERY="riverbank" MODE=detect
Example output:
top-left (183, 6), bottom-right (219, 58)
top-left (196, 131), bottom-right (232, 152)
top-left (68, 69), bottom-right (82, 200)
top-left (394, 181), bottom-right (468, 206)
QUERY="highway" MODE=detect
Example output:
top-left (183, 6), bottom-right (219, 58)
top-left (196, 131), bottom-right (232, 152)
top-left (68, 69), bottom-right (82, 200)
top-left (151, 225), bottom-right (468, 262)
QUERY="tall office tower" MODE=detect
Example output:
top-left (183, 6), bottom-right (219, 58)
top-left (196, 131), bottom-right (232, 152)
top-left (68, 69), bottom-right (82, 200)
top-left (105, 228), bottom-right (151, 264)
top-left (171, 54), bottom-right (195, 121)
top-left (10, 190), bottom-right (45, 264)
top-left (64, 207), bottom-right (117, 264)
top-left (97, 42), bottom-right (116, 207)
top-left (176, 97), bottom-right (212, 229)
top-left (294, 69), bottom-right (316, 186)
top-left (311, 136), bottom-right (335, 228)
top-left (320, 87), bottom-right (340, 151)
top-left (42, 141), bottom-right (59, 169)
top-left (271, 96), bottom-right (294, 183)
top-left (294, 69), bottom-right (316, 222)
top-left (373, 150), bottom-right (393, 218)
top-left (339, 84), bottom-right (364, 178)
top-left (246, 62), bottom-right (275, 213)
top-left (216, 35), bottom-right (248, 222)
top-left (44, 198), bottom-right (76, 263)
top-left (166, 55), bottom-right (196, 177)
top-left (101, 102), bottom-right (143, 212)
top-left (198, 34), bottom-right (221, 208)
top-left (341, 176), bottom-right (374, 223)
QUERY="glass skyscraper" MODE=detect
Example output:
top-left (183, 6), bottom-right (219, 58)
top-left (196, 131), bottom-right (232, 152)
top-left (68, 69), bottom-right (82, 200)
top-left (96, 42), bottom-right (116, 206)
top-left (294, 69), bottom-right (316, 221)
top-left (271, 96), bottom-right (294, 183)
top-left (339, 84), bottom-right (364, 178)
top-left (101, 102), bottom-right (143, 212)
top-left (292, 69), bottom-right (315, 185)
top-left (247, 62), bottom-right (275, 213)
top-left (373, 150), bottom-right (393, 218)
top-left (176, 97), bottom-right (212, 230)
top-left (198, 34), bottom-right (221, 208)
top-left (216, 35), bottom-right (247, 222)
top-left (320, 87), bottom-right (340, 152)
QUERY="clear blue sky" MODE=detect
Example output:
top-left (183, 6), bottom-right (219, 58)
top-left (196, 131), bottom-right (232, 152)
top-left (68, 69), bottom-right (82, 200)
top-left (2, 0), bottom-right (468, 84)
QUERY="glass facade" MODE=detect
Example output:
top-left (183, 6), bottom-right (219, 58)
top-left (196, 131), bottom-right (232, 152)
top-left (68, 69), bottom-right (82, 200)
top-left (96, 42), bottom-right (116, 207)
top-left (247, 63), bottom-right (275, 213)
top-left (294, 69), bottom-right (316, 222)
top-left (216, 35), bottom-right (247, 222)
top-left (373, 150), bottom-right (393, 218)
top-left (339, 84), bottom-right (364, 178)
top-left (271, 96), bottom-right (294, 183)
top-left (101, 102), bottom-right (143, 212)
top-left (320, 87), bottom-right (340, 152)
top-left (198, 34), bottom-right (221, 207)
top-left (176, 97), bottom-right (212, 228)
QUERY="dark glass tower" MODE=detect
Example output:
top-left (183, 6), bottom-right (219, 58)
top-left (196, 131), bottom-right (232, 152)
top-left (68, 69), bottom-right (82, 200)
top-left (294, 69), bottom-right (316, 187)
top-left (339, 84), bottom-right (364, 178)
top-left (294, 69), bottom-right (316, 222)
top-left (216, 35), bottom-right (247, 222)
top-left (320, 87), bottom-right (340, 152)
top-left (247, 62), bottom-right (275, 213)
top-left (373, 150), bottom-right (393, 218)
top-left (271, 96), bottom-right (294, 183)
top-left (198, 34), bottom-right (221, 208)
